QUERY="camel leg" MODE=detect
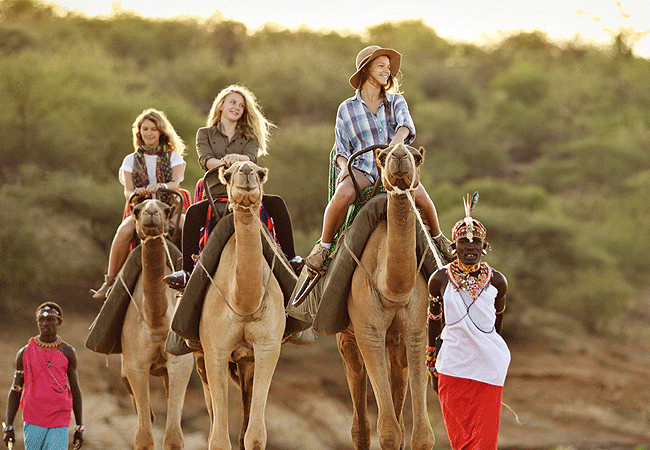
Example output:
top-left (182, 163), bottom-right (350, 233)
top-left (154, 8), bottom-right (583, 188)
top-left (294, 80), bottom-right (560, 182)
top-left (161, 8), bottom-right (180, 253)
top-left (235, 363), bottom-right (251, 450)
top-left (403, 327), bottom-right (435, 450)
top-left (354, 327), bottom-right (402, 450)
top-left (336, 330), bottom-right (371, 450)
top-left (122, 361), bottom-right (155, 450)
top-left (195, 353), bottom-right (214, 425)
top-left (243, 342), bottom-right (281, 450)
top-left (163, 354), bottom-right (194, 450)
top-left (204, 351), bottom-right (232, 450)
top-left (237, 361), bottom-right (255, 450)
top-left (387, 333), bottom-right (408, 450)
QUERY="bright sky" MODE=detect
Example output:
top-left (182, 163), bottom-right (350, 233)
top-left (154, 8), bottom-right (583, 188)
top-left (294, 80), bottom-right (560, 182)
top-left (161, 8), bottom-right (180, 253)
top-left (50, 0), bottom-right (650, 57)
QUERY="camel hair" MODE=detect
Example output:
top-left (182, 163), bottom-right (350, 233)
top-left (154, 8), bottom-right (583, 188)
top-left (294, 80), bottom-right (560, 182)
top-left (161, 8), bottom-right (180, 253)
top-left (120, 198), bottom-right (194, 450)
top-left (194, 161), bottom-right (286, 450)
top-left (336, 143), bottom-right (436, 450)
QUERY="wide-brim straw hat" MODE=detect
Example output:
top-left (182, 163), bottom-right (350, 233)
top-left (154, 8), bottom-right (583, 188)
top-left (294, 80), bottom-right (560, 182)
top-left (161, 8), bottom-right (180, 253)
top-left (349, 45), bottom-right (402, 89)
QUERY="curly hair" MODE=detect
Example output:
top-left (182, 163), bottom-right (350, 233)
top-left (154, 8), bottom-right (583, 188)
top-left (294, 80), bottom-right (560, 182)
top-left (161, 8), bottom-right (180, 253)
top-left (206, 85), bottom-right (275, 156)
top-left (132, 108), bottom-right (186, 156)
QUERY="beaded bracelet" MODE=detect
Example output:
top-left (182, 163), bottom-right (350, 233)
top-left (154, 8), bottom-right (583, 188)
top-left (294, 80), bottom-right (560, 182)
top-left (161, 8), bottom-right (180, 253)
top-left (427, 310), bottom-right (443, 321)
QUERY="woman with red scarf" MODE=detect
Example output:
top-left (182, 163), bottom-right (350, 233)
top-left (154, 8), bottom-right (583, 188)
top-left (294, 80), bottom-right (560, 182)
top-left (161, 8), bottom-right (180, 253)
top-left (91, 109), bottom-right (186, 300)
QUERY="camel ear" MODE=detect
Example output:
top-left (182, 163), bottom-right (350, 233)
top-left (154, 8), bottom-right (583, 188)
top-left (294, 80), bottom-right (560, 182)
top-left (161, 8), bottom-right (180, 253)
top-left (418, 146), bottom-right (426, 161)
top-left (218, 165), bottom-right (231, 186)
top-left (375, 146), bottom-right (388, 168)
top-left (257, 166), bottom-right (268, 183)
top-left (132, 202), bottom-right (144, 218)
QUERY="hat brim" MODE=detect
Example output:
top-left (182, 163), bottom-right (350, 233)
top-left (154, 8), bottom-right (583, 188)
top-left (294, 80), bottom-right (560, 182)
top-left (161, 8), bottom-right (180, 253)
top-left (349, 48), bottom-right (402, 90)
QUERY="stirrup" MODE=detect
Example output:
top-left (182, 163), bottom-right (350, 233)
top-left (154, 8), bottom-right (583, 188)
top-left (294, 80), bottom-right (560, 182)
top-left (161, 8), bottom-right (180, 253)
top-left (292, 270), bottom-right (323, 307)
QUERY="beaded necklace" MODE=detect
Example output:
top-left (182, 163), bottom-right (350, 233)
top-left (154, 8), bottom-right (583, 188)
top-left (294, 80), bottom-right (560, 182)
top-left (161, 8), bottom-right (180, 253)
top-left (35, 335), bottom-right (62, 349)
top-left (447, 259), bottom-right (492, 300)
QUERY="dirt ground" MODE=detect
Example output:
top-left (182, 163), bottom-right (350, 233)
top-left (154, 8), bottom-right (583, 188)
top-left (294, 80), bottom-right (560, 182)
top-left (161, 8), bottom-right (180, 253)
top-left (1, 303), bottom-right (649, 450)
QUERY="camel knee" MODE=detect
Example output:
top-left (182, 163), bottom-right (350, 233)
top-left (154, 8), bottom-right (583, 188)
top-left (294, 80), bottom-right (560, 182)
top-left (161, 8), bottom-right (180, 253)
top-left (377, 414), bottom-right (402, 450)
top-left (134, 428), bottom-right (155, 450)
top-left (163, 429), bottom-right (184, 450)
top-left (351, 416), bottom-right (371, 450)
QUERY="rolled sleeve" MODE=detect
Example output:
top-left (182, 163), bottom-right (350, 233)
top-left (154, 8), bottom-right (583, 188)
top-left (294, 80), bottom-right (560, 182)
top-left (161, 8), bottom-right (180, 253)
top-left (393, 94), bottom-right (416, 144)
top-left (334, 107), bottom-right (353, 160)
top-left (196, 127), bottom-right (213, 171)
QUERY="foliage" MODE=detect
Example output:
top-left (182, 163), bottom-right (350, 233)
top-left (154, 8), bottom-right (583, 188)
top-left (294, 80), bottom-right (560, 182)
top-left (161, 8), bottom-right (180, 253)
top-left (1, 0), bottom-right (650, 334)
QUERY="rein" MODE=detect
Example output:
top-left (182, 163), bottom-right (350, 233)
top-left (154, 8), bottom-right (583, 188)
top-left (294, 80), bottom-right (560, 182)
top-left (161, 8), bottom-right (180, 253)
top-left (196, 200), bottom-right (290, 318)
top-left (339, 145), bottom-right (441, 305)
top-left (380, 146), bottom-right (444, 270)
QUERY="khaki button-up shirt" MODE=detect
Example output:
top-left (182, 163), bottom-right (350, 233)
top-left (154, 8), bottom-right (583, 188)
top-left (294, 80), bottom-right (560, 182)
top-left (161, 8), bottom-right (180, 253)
top-left (196, 123), bottom-right (258, 198)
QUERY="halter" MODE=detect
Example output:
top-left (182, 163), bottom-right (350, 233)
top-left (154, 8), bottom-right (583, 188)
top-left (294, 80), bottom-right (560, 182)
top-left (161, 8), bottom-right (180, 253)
top-left (380, 145), bottom-right (444, 269)
top-left (381, 145), bottom-right (419, 196)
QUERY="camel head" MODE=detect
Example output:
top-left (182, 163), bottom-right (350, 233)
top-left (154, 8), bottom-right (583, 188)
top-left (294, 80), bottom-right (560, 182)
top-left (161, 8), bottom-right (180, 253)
top-left (219, 161), bottom-right (268, 209)
top-left (131, 199), bottom-right (172, 240)
top-left (375, 143), bottom-right (425, 193)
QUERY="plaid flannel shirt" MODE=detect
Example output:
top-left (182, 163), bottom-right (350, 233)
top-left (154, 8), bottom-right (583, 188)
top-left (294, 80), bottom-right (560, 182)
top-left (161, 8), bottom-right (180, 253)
top-left (334, 91), bottom-right (416, 183)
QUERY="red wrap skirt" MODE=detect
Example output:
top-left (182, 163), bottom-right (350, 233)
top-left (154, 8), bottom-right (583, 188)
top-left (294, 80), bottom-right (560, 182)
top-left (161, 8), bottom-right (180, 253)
top-left (438, 373), bottom-right (503, 450)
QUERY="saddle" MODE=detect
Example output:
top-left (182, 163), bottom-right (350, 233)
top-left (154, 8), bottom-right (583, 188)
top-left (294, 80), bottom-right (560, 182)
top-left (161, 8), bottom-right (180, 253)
top-left (85, 240), bottom-right (182, 354)
top-left (286, 194), bottom-right (441, 336)
top-left (166, 195), bottom-right (307, 356)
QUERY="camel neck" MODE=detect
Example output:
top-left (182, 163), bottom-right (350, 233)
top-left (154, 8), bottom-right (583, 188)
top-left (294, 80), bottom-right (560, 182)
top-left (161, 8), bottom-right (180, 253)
top-left (141, 237), bottom-right (170, 331)
top-left (384, 193), bottom-right (417, 297)
top-left (232, 206), bottom-right (265, 315)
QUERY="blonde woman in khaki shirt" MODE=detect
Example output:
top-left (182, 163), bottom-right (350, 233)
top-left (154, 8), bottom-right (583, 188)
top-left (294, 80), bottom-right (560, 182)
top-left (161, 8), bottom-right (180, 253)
top-left (164, 85), bottom-right (274, 290)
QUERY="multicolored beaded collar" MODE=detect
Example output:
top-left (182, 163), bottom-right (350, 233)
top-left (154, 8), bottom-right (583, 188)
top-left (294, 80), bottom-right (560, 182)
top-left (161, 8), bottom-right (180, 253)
top-left (35, 336), bottom-right (62, 349)
top-left (447, 259), bottom-right (493, 300)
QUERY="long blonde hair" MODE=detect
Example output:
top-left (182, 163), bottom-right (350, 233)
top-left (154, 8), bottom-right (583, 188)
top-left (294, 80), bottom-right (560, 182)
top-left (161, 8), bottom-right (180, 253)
top-left (206, 85), bottom-right (274, 156)
top-left (132, 108), bottom-right (186, 156)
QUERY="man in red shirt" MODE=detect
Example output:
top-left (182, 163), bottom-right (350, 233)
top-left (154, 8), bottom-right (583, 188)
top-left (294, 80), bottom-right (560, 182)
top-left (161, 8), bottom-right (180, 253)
top-left (3, 302), bottom-right (84, 449)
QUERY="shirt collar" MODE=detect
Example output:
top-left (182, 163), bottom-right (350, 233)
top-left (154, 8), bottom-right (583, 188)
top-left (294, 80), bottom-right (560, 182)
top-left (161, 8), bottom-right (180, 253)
top-left (353, 90), bottom-right (393, 109)
top-left (214, 121), bottom-right (243, 140)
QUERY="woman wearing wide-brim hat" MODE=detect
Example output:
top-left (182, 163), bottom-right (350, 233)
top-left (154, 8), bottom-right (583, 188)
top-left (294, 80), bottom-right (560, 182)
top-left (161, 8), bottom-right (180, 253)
top-left (304, 45), bottom-right (453, 273)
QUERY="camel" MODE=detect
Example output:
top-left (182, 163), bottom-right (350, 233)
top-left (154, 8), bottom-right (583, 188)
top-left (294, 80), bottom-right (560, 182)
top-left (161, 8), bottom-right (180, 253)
top-left (195, 161), bottom-right (285, 450)
top-left (336, 143), bottom-right (436, 450)
top-left (120, 198), bottom-right (194, 450)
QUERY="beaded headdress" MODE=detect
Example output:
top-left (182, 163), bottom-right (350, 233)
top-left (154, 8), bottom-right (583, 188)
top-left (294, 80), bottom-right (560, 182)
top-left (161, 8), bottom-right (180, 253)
top-left (451, 191), bottom-right (487, 243)
top-left (36, 304), bottom-right (63, 320)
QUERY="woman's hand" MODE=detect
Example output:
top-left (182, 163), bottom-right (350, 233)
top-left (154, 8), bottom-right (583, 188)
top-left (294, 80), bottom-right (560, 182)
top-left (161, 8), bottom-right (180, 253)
top-left (222, 154), bottom-right (248, 167)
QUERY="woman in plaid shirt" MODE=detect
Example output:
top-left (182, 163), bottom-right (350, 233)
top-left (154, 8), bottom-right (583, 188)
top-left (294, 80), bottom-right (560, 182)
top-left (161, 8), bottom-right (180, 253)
top-left (304, 45), bottom-right (453, 273)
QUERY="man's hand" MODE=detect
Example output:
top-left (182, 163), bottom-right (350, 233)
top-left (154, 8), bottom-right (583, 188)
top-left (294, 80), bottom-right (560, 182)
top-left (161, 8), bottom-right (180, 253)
top-left (3, 424), bottom-right (15, 449)
top-left (73, 428), bottom-right (84, 449)
top-left (426, 347), bottom-right (439, 393)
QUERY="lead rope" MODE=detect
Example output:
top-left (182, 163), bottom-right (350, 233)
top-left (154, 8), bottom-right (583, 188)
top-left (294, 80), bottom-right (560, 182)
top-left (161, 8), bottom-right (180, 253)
top-left (194, 202), bottom-right (278, 318)
top-left (379, 146), bottom-right (444, 270)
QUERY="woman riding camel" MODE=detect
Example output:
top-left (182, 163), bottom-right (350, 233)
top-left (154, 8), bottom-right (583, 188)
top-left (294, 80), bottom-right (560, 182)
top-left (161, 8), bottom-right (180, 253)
top-left (91, 108), bottom-right (186, 300)
top-left (163, 85), bottom-right (275, 290)
top-left (304, 45), bottom-right (452, 273)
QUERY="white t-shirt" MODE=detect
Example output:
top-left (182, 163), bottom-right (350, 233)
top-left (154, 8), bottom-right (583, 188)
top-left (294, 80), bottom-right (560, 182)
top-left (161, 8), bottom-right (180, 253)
top-left (119, 151), bottom-right (185, 187)
top-left (435, 281), bottom-right (511, 386)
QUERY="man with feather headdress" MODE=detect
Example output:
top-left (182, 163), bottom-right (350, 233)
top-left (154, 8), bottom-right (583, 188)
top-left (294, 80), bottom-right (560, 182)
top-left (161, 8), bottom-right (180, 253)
top-left (426, 192), bottom-right (510, 449)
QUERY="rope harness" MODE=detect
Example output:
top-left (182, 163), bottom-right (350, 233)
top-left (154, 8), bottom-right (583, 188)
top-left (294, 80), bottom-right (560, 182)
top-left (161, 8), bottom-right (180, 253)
top-left (195, 201), bottom-right (294, 318)
top-left (339, 146), bottom-right (444, 305)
